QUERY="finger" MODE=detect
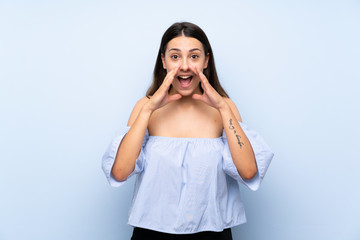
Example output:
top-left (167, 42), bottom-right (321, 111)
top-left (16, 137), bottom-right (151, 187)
top-left (196, 68), bottom-right (216, 95)
top-left (161, 66), bottom-right (180, 91)
top-left (192, 93), bottom-right (203, 101)
top-left (166, 66), bottom-right (180, 83)
top-left (190, 65), bottom-right (210, 90)
top-left (197, 69), bottom-right (210, 87)
top-left (192, 93), bottom-right (212, 106)
top-left (189, 65), bottom-right (200, 77)
top-left (168, 93), bottom-right (182, 102)
top-left (190, 65), bottom-right (205, 80)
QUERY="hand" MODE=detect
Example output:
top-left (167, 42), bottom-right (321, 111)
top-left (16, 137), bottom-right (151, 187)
top-left (144, 66), bottom-right (182, 112)
top-left (190, 66), bottom-right (227, 110)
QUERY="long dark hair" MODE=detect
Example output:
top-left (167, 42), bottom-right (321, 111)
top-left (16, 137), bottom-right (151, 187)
top-left (146, 22), bottom-right (229, 98)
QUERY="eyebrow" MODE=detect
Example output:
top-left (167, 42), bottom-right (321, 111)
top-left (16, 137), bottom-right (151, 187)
top-left (168, 48), bottom-right (202, 53)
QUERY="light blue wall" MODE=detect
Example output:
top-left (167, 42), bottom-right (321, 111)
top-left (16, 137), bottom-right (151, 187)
top-left (1, 1), bottom-right (359, 239)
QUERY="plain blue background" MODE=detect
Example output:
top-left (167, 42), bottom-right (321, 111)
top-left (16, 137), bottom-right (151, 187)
top-left (1, 1), bottom-right (359, 239)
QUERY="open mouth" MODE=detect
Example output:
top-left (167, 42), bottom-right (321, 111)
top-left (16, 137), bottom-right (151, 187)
top-left (177, 75), bottom-right (193, 88)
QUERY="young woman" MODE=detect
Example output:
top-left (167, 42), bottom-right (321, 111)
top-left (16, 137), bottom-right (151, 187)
top-left (102, 22), bottom-right (274, 240)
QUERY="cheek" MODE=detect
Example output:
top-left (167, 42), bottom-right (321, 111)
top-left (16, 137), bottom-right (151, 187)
top-left (165, 61), bottom-right (181, 70)
top-left (192, 59), bottom-right (206, 69)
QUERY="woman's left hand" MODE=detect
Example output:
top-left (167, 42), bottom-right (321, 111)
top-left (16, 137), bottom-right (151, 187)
top-left (190, 65), bottom-right (227, 110)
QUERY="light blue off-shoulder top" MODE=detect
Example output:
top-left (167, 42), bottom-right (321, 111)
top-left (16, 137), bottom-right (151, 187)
top-left (102, 122), bottom-right (273, 234)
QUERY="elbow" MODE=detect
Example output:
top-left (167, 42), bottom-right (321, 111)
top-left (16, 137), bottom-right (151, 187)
top-left (239, 167), bottom-right (258, 180)
top-left (242, 171), bottom-right (257, 180)
top-left (111, 167), bottom-right (129, 182)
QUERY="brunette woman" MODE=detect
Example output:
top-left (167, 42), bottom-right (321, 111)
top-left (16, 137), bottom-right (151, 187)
top-left (103, 22), bottom-right (274, 240)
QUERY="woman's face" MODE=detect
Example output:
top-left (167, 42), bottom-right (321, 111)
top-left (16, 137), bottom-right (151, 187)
top-left (162, 36), bottom-right (209, 96)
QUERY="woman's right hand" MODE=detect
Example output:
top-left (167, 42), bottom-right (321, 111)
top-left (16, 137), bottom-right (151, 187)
top-left (143, 66), bottom-right (182, 112)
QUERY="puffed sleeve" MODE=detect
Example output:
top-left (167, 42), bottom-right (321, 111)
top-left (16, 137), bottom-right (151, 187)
top-left (222, 122), bottom-right (274, 191)
top-left (102, 127), bottom-right (149, 187)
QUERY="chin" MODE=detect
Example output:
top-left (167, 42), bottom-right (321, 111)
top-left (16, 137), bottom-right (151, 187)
top-left (172, 83), bottom-right (200, 97)
top-left (172, 87), bottom-right (197, 97)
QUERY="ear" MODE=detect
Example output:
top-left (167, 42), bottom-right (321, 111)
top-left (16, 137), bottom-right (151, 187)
top-left (204, 53), bottom-right (210, 69)
top-left (161, 53), bottom-right (166, 69)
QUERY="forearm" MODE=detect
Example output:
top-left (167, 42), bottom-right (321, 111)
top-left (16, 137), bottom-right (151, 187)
top-left (111, 106), bottom-right (152, 181)
top-left (219, 103), bottom-right (257, 180)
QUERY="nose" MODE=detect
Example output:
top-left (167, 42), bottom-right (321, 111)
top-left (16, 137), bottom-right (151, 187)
top-left (179, 58), bottom-right (189, 71)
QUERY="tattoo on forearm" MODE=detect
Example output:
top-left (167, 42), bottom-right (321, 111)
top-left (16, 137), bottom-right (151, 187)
top-left (229, 118), bottom-right (244, 148)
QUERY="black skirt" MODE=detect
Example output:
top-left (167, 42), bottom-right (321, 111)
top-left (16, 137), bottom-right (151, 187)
top-left (131, 227), bottom-right (233, 240)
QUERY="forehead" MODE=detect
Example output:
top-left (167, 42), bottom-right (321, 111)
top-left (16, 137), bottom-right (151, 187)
top-left (166, 36), bottom-right (204, 52)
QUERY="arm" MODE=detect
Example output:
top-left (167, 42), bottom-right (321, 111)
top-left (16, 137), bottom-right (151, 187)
top-left (111, 98), bottom-right (152, 181)
top-left (111, 67), bottom-right (182, 181)
top-left (191, 66), bottom-right (257, 180)
top-left (219, 98), bottom-right (257, 180)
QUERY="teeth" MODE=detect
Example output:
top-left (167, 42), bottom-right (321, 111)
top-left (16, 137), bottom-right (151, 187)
top-left (178, 76), bottom-right (192, 79)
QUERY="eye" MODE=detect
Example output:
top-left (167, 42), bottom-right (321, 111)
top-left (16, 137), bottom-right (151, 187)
top-left (171, 55), bottom-right (179, 60)
top-left (191, 55), bottom-right (199, 59)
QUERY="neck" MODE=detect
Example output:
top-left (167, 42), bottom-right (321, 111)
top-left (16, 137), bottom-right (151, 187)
top-left (178, 95), bottom-right (196, 104)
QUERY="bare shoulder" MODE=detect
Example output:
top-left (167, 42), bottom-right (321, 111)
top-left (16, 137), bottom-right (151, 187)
top-left (127, 97), bottom-right (150, 126)
top-left (223, 97), bottom-right (243, 122)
